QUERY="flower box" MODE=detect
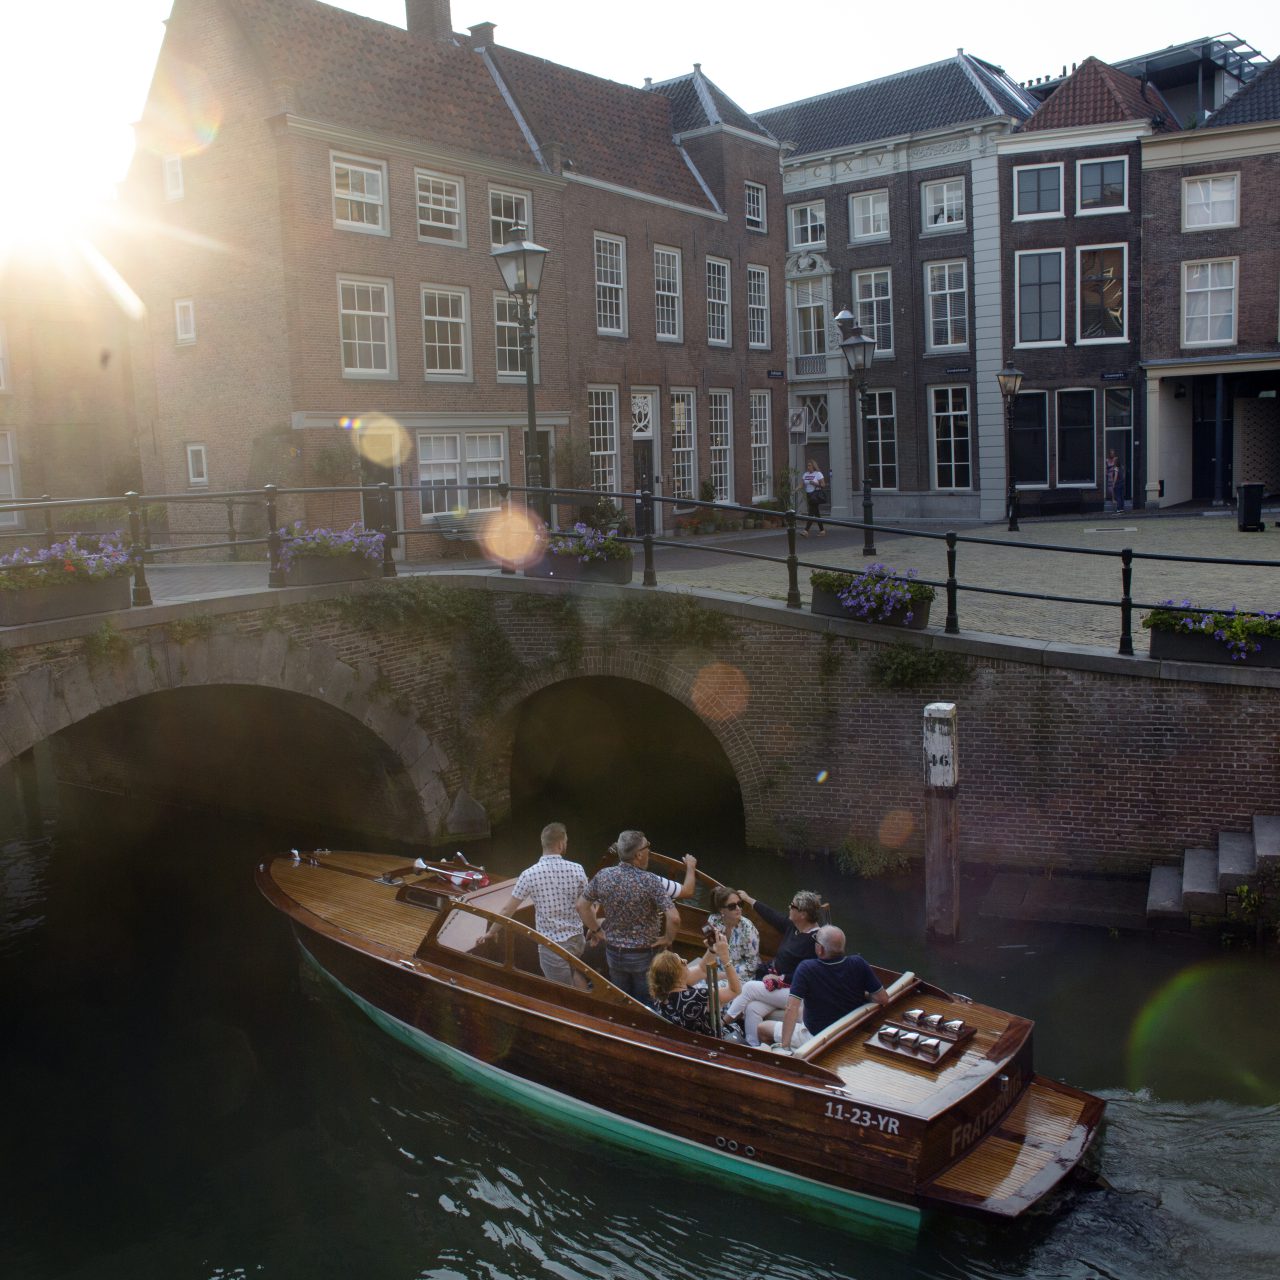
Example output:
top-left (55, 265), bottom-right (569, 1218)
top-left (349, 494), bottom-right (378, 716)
top-left (0, 574), bottom-right (132, 627)
top-left (285, 555), bottom-right (383, 587)
top-left (810, 585), bottom-right (931, 630)
top-left (1149, 628), bottom-right (1280, 667)
top-left (524, 555), bottom-right (633, 585)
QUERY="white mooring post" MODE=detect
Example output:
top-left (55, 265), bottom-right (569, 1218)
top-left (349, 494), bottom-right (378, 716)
top-left (923, 702), bottom-right (959, 941)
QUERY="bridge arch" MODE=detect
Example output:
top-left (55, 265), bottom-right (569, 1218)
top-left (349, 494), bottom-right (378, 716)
top-left (0, 632), bottom-right (460, 841)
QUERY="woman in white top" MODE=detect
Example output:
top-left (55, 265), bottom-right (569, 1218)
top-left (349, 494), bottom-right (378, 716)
top-left (800, 458), bottom-right (825, 536)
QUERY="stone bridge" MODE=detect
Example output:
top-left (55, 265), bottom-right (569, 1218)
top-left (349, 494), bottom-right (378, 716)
top-left (1, 571), bottom-right (1278, 873)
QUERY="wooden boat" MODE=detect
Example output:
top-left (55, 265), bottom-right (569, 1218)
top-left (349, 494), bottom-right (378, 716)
top-left (256, 848), bottom-right (1104, 1228)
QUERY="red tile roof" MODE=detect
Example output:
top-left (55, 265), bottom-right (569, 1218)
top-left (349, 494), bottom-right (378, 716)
top-left (219, 0), bottom-right (534, 166)
top-left (1022, 56), bottom-right (1180, 132)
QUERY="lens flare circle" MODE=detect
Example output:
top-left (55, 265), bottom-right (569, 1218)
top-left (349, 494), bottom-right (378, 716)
top-left (815, 770), bottom-right (829, 784)
top-left (691, 662), bottom-right (750, 722)
top-left (479, 508), bottom-right (546, 568)
top-left (138, 57), bottom-right (223, 158)
top-left (878, 809), bottom-right (915, 848)
top-left (340, 413), bottom-right (410, 471)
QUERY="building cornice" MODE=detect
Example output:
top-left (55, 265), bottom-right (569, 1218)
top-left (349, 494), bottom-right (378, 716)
top-left (291, 410), bottom-right (572, 432)
top-left (281, 115), bottom-right (563, 189)
top-left (674, 122), bottom-right (782, 149)
top-left (997, 120), bottom-right (1153, 155)
top-left (562, 170), bottom-right (726, 220)
top-left (1142, 352), bottom-right (1280, 376)
top-left (1142, 121), bottom-right (1280, 169)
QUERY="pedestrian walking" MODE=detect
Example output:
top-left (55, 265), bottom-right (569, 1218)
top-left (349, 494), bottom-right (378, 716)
top-left (800, 459), bottom-right (826, 536)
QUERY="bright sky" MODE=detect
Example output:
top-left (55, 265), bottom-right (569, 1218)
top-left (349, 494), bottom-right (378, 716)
top-left (3, 0), bottom-right (1279, 218)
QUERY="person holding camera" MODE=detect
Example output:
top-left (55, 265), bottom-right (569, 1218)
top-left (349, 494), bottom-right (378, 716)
top-left (647, 926), bottom-right (743, 1037)
top-left (724, 889), bottom-right (825, 1046)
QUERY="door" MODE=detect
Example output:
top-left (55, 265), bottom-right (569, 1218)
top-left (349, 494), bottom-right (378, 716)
top-left (536, 426), bottom-right (556, 527)
top-left (359, 435), bottom-right (400, 552)
top-left (1103, 387), bottom-right (1134, 508)
top-left (1191, 378), bottom-right (1234, 505)
top-left (630, 390), bottom-right (661, 535)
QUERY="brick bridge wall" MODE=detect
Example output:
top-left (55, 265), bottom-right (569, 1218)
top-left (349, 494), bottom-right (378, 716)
top-left (0, 573), bottom-right (1276, 871)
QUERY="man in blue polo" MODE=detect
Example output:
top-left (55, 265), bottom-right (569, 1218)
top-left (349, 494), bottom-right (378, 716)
top-left (774, 925), bottom-right (887, 1052)
top-left (576, 829), bottom-right (679, 1005)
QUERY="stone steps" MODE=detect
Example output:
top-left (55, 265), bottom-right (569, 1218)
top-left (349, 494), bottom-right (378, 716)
top-left (1145, 815), bottom-right (1278, 923)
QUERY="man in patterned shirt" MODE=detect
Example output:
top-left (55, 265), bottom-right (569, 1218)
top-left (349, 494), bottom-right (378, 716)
top-left (490, 822), bottom-right (589, 986)
top-left (576, 829), bottom-right (679, 1005)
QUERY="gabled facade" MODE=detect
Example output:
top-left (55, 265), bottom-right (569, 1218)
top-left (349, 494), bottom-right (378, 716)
top-left (757, 55), bottom-right (1037, 522)
top-left (120, 0), bottom-right (787, 549)
top-left (996, 58), bottom-right (1178, 513)
top-left (1140, 58), bottom-right (1280, 508)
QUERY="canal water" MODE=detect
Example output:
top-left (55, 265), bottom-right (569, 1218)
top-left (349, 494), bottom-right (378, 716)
top-left (1, 787), bottom-right (1278, 1280)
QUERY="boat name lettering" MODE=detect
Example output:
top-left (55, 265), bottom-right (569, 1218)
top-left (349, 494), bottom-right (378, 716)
top-left (823, 1100), bottom-right (900, 1135)
top-left (948, 1072), bottom-right (1022, 1156)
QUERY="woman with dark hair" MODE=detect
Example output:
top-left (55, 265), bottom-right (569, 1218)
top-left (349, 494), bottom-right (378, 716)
top-left (707, 885), bottom-right (759, 983)
top-left (647, 929), bottom-right (743, 1036)
top-left (724, 889), bottom-right (825, 1046)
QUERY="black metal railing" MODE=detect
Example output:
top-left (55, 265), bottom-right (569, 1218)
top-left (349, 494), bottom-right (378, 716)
top-left (1, 481), bottom-right (1277, 658)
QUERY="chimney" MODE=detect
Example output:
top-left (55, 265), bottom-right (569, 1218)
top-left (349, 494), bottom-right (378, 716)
top-left (406, 0), bottom-right (452, 40)
top-left (469, 21), bottom-right (496, 48)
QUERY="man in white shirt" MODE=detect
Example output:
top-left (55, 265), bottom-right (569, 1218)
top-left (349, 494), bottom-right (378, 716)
top-left (491, 822), bottom-right (589, 986)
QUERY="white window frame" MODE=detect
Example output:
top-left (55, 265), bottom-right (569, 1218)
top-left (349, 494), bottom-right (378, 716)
top-left (417, 429), bottom-right (507, 519)
top-left (706, 257), bottom-right (731, 347)
top-left (494, 294), bottom-right (537, 382)
top-left (788, 200), bottom-right (826, 250)
top-left (654, 245), bottom-right (683, 342)
top-left (1056, 388), bottom-right (1097, 488)
top-left (338, 275), bottom-right (396, 379)
top-left (1012, 163), bottom-right (1064, 221)
top-left (594, 233), bottom-right (628, 337)
top-left (864, 389), bottom-right (897, 491)
top-left (708, 389), bottom-right (733, 503)
top-left (0, 324), bottom-right (8, 392)
top-left (587, 387), bottom-right (620, 492)
top-left (793, 279), bottom-right (827, 357)
top-left (849, 189), bottom-right (890, 242)
top-left (332, 152), bottom-right (389, 235)
top-left (670, 389), bottom-right (697, 501)
top-left (929, 384), bottom-right (972, 491)
top-left (186, 443), bottom-right (209, 488)
top-left (744, 181), bottom-right (767, 233)
top-left (1182, 173), bottom-right (1240, 231)
top-left (1076, 155), bottom-right (1128, 215)
top-left (174, 298), bottom-right (196, 345)
top-left (489, 185), bottom-right (531, 247)
top-left (163, 155), bottom-right (184, 201)
top-left (1014, 249), bottom-right (1065, 348)
top-left (415, 168), bottom-right (466, 246)
top-left (0, 430), bottom-right (21, 527)
top-left (1076, 243), bottom-right (1128, 345)
top-left (747, 265), bottom-right (770, 350)
top-left (925, 259), bottom-right (968, 352)
top-left (1181, 257), bottom-right (1239, 347)
top-left (420, 285), bottom-right (472, 382)
top-left (853, 267), bottom-right (893, 357)
top-left (922, 177), bottom-right (965, 232)
top-left (749, 391), bottom-right (772, 501)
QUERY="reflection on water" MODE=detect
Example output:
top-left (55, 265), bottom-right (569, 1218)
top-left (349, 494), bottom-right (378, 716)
top-left (1, 790), bottom-right (1278, 1280)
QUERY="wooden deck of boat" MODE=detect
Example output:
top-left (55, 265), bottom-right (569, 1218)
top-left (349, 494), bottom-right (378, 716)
top-left (270, 853), bottom-right (437, 956)
top-left (920, 1077), bottom-right (1102, 1217)
top-left (810, 993), bottom-right (1015, 1115)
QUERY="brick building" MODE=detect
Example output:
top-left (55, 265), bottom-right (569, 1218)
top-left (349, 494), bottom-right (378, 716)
top-left (120, 0), bottom-right (787, 550)
top-left (995, 58), bottom-right (1178, 515)
top-left (1140, 58), bottom-right (1280, 508)
top-left (756, 56), bottom-right (1038, 522)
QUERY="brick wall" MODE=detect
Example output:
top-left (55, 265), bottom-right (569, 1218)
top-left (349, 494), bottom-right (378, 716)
top-left (3, 577), bottom-right (1273, 873)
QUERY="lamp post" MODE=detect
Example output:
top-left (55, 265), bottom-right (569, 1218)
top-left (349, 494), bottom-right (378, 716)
top-left (996, 363), bottom-right (1024, 533)
top-left (491, 224), bottom-right (549, 521)
top-left (836, 309), bottom-right (879, 557)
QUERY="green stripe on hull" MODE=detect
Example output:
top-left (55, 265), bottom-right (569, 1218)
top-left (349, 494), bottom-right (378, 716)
top-left (305, 946), bottom-right (920, 1235)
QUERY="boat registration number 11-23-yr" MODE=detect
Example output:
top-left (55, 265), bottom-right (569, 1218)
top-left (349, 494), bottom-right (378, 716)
top-left (824, 1100), bottom-right (900, 1135)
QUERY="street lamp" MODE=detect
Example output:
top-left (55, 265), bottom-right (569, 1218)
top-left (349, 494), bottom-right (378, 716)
top-left (996, 363), bottom-right (1024, 533)
top-left (836, 309), bottom-right (879, 557)
top-left (491, 224), bottom-right (549, 520)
